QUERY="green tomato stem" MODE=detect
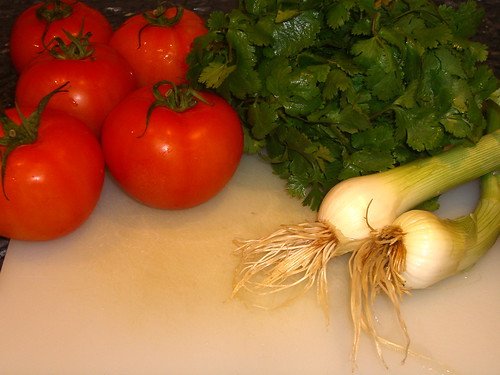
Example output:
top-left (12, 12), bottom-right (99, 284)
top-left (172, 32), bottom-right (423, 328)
top-left (142, 4), bottom-right (184, 27)
top-left (137, 5), bottom-right (184, 49)
top-left (0, 82), bottom-right (70, 199)
top-left (44, 24), bottom-right (95, 60)
top-left (140, 80), bottom-right (211, 138)
top-left (35, 0), bottom-right (74, 23)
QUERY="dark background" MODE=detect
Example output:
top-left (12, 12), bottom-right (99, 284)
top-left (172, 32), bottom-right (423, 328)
top-left (0, 0), bottom-right (499, 269)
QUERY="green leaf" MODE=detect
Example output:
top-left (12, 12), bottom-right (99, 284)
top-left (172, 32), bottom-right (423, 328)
top-left (440, 115), bottom-right (472, 139)
top-left (227, 66), bottom-right (262, 99)
top-left (276, 9), bottom-right (300, 23)
top-left (413, 24), bottom-right (453, 49)
top-left (323, 68), bottom-right (351, 100)
top-left (365, 63), bottom-right (403, 101)
top-left (393, 13), bottom-right (426, 36)
top-left (438, 1), bottom-right (484, 39)
top-left (400, 40), bottom-right (424, 82)
top-left (206, 11), bottom-right (227, 30)
top-left (351, 124), bottom-right (396, 151)
top-left (330, 52), bottom-right (362, 76)
top-left (306, 64), bottom-right (330, 83)
top-left (246, 15), bottom-right (275, 46)
top-left (268, 10), bottom-right (322, 57)
top-left (198, 61), bottom-right (236, 88)
top-left (347, 149), bottom-right (395, 172)
top-left (244, 0), bottom-right (272, 15)
top-left (242, 125), bottom-right (266, 154)
top-left (393, 81), bottom-right (418, 109)
top-left (469, 65), bottom-right (499, 102)
top-left (226, 29), bottom-right (258, 69)
top-left (434, 47), bottom-right (465, 78)
top-left (248, 101), bottom-right (281, 139)
top-left (378, 26), bottom-right (406, 50)
top-left (326, 0), bottom-right (355, 29)
top-left (464, 40), bottom-right (489, 63)
top-left (351, 37), bottom-right (383, 67)
top-left (351, 16), bottom-right (371, 36)
top-left (263, 58), bottom-right (322, 116)
top-left (395, 107), bottom-right (444, 151)
top-left (337, 106), bottom-right (371, 134)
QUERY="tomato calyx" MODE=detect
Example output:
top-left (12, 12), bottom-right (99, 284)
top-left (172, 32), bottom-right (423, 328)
top-left (142, 3), bottom-right (184, 27)
top-left (140, 80), bottom-right (210, 138)
top-left (137, 4), bottom-right (184, 48)
top-left (36, 0), bottom-right (78, 54)
top-left (43, 24), bottom-right (95, 60)
top-left (36, 0), bottom-right (75, 23)
top-left (0, 82), bottom-right (70, 199)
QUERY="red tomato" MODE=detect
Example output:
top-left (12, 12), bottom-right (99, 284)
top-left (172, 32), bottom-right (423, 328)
top-left (101, 84), bottom-right (244, 209)
top-left (0, 107), bottom-right (105, 241)
top-left (9, 0), bottom-right (113, 72)
top-left (109, 6), bottom-right (207, 87)
top-left (15, 43), bottom-right (137, 138)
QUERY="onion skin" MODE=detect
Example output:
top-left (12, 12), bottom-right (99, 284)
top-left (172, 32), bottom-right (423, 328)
top-left (318, 130), bottom-right (500, 242)
top-left (318, 173), bottom-right (401, 241)
top-left (394, 210), bottom-right (473, 289)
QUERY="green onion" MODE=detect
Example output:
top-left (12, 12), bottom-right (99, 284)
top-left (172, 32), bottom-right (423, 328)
top-left (232, 130), bottom-right (500, 317)
top-left (349, 171), bottom-right (500, 367)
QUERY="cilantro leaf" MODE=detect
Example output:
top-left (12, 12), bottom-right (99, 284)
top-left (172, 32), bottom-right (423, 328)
top-left (438, 1), bottom-right (485, 39)
top-left (199, 61), bottom-right (236, 89)
top-left (187, 0), bottom-right (498, 210)
top-left (326, 0), bottom-right (355, 30)
top-left (248, 101), bottom-right (280, 139)
top-left (267, 10), bottom-right (322, 57)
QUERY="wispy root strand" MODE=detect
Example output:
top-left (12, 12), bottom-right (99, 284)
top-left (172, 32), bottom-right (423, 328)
top-left (349, 225), bottom-right (411, 370)
top-left (232, 221), bottom-right (349, 318)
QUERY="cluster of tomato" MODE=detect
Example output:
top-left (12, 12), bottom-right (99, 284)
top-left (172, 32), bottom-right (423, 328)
top-left (0, 0), bottom-right (244, 241)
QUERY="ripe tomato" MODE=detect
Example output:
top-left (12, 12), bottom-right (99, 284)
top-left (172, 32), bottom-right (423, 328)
top-left (0, 106), bottom-right (105, 241)
top-left (15, 42), bottom-right (137, 138)
top-left (109, 6), bottom-right (207, 87)
top-left (101, 83), bottom-right (244, 209)
top-left (10, 0), bottom-right (113, 72)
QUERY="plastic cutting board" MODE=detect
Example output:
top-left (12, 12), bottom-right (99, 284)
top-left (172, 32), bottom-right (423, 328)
top-left (0, 154), bottom-right (498, 375)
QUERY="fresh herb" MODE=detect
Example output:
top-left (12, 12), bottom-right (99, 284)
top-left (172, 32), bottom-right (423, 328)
top-left (187, 0), bottom-right (499, 210)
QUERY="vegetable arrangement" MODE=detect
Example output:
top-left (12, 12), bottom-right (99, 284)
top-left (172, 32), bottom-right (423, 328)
top-left (231, 129), bottom-right (499, 368)
top-left (186, 0), bottom-right (500, 367)
top-left (0, 0), bottom-right (499, 370)
top-left (1, 0), bottom-right (243, 240)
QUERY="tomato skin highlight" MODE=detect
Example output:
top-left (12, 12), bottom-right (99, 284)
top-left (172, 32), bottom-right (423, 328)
top-left (0, 109), bottom-right (105, 241)
top-left (109, 7), bottom-right (207, 87)
top-left (14, 43), bottom-right (137, 138)
top-left (9, 0), bottom-right (113, 72)
top-left (101, 86), bottom-right (244, 210)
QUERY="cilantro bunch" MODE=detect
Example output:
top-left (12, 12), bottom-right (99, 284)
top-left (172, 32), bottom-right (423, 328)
top-left (187, 0), bottom-right (499, 210)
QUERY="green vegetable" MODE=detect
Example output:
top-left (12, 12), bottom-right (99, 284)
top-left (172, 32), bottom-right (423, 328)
top-left (187, 0), bottom-right (499, 210)
top-left (349, 171), bottom-right (500, 367)
top-left (232, 128), bottom-right (499, 307)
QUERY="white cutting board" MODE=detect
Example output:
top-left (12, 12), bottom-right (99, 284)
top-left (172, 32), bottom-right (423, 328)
top-left (0, 154), bottom-right (498, 375)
